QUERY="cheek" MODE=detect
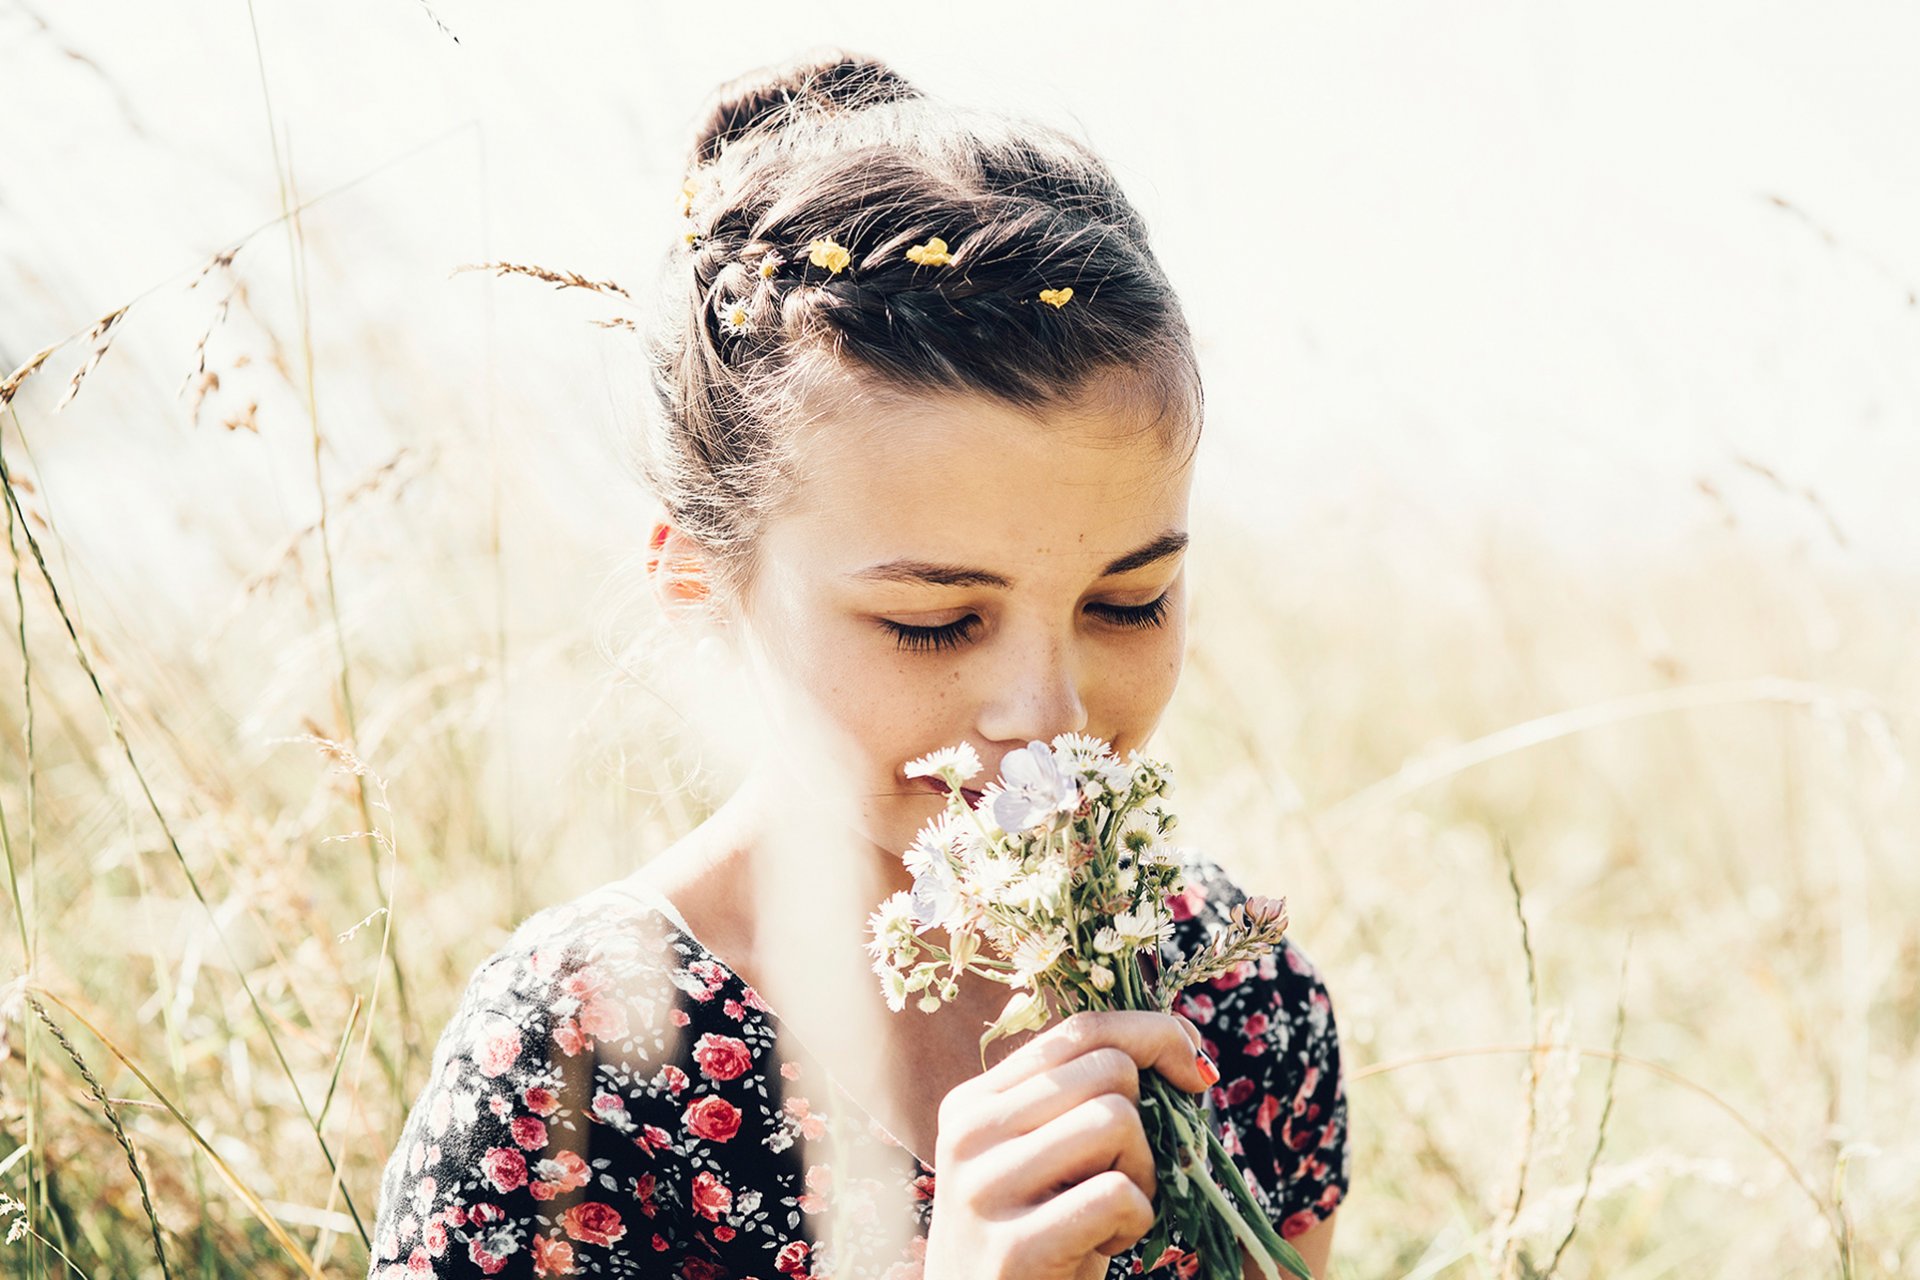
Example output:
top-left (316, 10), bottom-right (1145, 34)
top-left (762, 613), bottom-right (950, 767)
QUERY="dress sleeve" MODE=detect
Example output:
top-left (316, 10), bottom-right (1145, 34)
top-left (365, 908), bottom-right (692, 1277)
top-left (1167, 855), bottom-right (1351, 1241)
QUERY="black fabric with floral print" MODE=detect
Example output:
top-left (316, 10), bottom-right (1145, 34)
top-left (365, 852), bottom-right (1348, 1278)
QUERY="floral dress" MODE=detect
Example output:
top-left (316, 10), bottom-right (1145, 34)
top-left (365, 851), bottom-right (1348, 1278)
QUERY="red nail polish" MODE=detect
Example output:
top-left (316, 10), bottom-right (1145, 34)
top-left (1195, 1050), bottom-right (1220, 1086)
top-left (649, 525), bottom-right (670, 550)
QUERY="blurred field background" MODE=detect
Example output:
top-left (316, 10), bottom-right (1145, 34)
top-left (2, 1), bottom-right (1917, 1277)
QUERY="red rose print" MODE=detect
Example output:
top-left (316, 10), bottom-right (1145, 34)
top-left (523, 1085), bottom-right (559, 1116)
top-left (467, 1238), bottom-right (508, 1275)
top-left (562, 964), bottom-right (609, 1001)
top-left (1281, 1210), bottom-right (1319, 1239)
top-left (480, 1147), bottom-right (527, 1194)
top-left (775, 1241), bottom-right (811, 1276)
top-left (1166, 882), bottom-right (1207, 921)
top-left (1254, 1093), bottom-right (1283, 1136)
top-left (1225, 1077), bottom-right (1255, 1107)
top-left (510, 1115), bottom-right (549, 1150)
top-left (530, 1148), bottom-right (591, 1199)
top-left (552, 1018), bottom-right (587, 1058)
top-left (657, 1064), bottom-right (690, 1095)
top-left (476, 1028), bottom-right (522, 1078)
top-left (578, 995), bottom-right (629, 1042)
top-left (532, 1234), bottom-right (575, 1276)
top-left (715, 1224), bottom-right (735, 1242)
top-left (1176, 992), bottom-right (1214, 1023)
top-left (690, 1169), bottom-right (733, 1221)
top-left (680, 1260), bottom-right (726, 1280)
top-left (684, 1095), bottom-right (742, 1143)
top-left (561, 1200), bottom-right (627, 1247)
top-left (694, 1032), bottom-right (753, 1082)
top-left (670, 1008), bottom-right (691, 1027)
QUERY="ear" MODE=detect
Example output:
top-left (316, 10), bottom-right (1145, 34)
top-left (645, 518), bottom-right (723, 625)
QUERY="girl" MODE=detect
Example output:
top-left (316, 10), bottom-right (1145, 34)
top-left (367, 50), bottom-right (1347, 1280)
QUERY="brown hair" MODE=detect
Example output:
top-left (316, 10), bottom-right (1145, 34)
top-left (631, 48), bottom-right (1204, 609)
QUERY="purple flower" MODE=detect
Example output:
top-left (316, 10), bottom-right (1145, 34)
top-left (991, 740), bottom-right (1082, 834)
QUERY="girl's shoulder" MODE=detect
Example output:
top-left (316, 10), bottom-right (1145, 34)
top-left (366, 879), bottom-right (723, 1276)
top-left (1160, 848), bottom-right (1334, 1009)
top-left (1160, 848), bottom-right (1350, 1241)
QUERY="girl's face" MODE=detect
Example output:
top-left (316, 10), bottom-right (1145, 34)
top-left (717, 378), bottom-right (1197, 863)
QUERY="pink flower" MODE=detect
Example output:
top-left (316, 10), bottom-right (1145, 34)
top-left (479, 1148), bottom-right (527, 1194)
top-left (523, 1085), bottom-right (559, 1116)
top-left (476, 1029), bottom-right (522, 1078)
top-left (1176, 991), bottom-right (1215, 1024)
top-left (684, 1095), bottom-right (741, 1143)
top-left (780, 1060), bottom-right (802, 1080)
top-left (510, 1115), bottom-right (549, 1150)
top-left (694, 1032), bottom-right (753, 1082)
top-left (552, 1018), bottom-right (588, 1058)
top-left (532, 1235), bottom-right (575, 1276)
top-left (1281, 1210), bottom-right (1320, 1240)
top-left (467, 1246), bottom-right (505, 1275)
top-left (656, 1064), bottom-right (690, 1095)
top-left (1254, 1093), bottom-right (1283, 1136)
top-left (578, 995), bottom-right (629, 1043)
top-left (561, 1201), bottom-right (627, 1247)
top-left (529, 1148), bottom-right (591, 1200)
top-left (1166, 882), bottom-right (1207, 922)
top-left (690, 1169), bottom-right (732, 1221)
top-left (775, 1241), bottom-right (811, 1275)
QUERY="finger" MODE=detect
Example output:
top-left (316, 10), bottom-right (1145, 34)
top-left (983, 1009), bottom-right (1213, 1096)
top-left (984, 1092), bottom-right (1156, 1208)
top-left (1026, 1167), bottom-right (1157, 1261)
top-left (983, 1045), bottom-right (1140, 1142)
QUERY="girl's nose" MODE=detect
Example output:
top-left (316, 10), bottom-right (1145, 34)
top-left (975, 625), bottom-right (1089, 746)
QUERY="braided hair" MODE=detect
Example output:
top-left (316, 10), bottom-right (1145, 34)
top-left (633, 48), bottom-right (1204, 608)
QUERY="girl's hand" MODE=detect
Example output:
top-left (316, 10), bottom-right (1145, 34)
top-left (922, 1009), bottom-right (1218, 1280)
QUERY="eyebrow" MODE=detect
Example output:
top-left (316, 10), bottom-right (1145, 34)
top-left (847, 529), bottom-right (1189, 589)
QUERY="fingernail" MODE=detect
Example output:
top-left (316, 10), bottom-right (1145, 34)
top-left (649, 525), bottom-right (670, 550)
top-left (1195, 1049), bottom-right (1220, 1087)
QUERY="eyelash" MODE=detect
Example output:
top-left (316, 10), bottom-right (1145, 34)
top-left (879, 593), bottom-right (1174, 654)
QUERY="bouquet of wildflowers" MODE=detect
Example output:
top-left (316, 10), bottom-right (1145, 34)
top-left (866, 733), bottom-right (1312, 1280)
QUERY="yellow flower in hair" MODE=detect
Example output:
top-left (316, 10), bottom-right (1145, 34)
top-left (807, 237), bottom-right (852, 275)
top-left (905, 237), bottom-right (953, 266)
top-left (1038, 286), bottom-right (1074, 308)
top-left (678, 179), bottom-right (699, 217)
top-left (683, 229), bottom-right (701, 248)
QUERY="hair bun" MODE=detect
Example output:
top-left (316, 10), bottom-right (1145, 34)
top-left (690, 48), bottom-right (921, 168)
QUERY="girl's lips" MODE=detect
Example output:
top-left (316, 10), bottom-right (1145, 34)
top-left (918, 776), bottom-right (984, 806)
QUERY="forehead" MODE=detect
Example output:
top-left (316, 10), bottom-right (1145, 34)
top-left (771, 376), bottom-right (1196, 577)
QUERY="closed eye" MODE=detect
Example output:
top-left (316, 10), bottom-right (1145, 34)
top-left (879, 592), bottom-right (1173, 653)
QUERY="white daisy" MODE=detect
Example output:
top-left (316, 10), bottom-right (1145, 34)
top-left (903, 742), bottom-right (983, 786)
